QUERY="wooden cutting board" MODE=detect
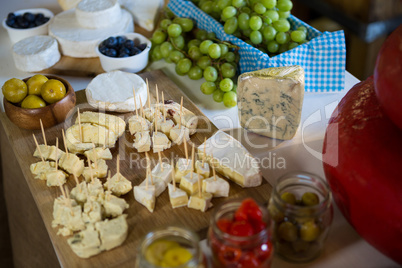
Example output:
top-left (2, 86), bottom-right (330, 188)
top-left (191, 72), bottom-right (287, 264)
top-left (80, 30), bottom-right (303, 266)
top-left (0, 70), bottom-right (272, 267)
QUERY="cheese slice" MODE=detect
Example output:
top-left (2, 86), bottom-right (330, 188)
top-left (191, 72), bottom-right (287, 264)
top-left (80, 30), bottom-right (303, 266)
top-left (237, 66), bottom-right (305, 140)
top-left (152, 132), bottom-right (171, 153)
top-left (202, 176), bottom-right (230, 198)
top-left (197, 131), bottom-right (262, 188)
top-left (49, 9), bottom-right (134, 58)
top-left (67, 224), bottom-right (101, 258)
top-left (104, 173), bottom-right (132, 196)
top-left (12, 35), bottom-right (60, 72)
top-left (84, 147), bottom-right (113, 162)
top-left (75, 111), bottom-right (126, 137)
top-left (188, 192), bottom-right (213, 212)
top-left (34, 145), bottom-right (64, 161)
top-left (118, 0), bottom-right (163, 31)
top-left (133, 131), bottom-right (151, 153)
top-left (133, 185), bottom-right (155, 213)
top-left (168, 184), bottom-right (188, 209)
top-left (86, 71), bottom-right (147, 113)
top-left (96, 214), bottom-right (128, 251)
top-left (76, 0), bottom-right (121, 29)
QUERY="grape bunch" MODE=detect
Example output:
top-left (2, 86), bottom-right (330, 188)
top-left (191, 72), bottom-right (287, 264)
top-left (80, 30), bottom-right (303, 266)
top-left (191, 0), bottom-right (308, 55)
top-left (150, 14), bottom-right (239, 108)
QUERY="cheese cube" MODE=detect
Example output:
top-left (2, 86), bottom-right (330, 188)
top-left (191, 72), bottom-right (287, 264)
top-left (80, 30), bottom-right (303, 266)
top-left (52, 197), bottom-right (85, 236)
top-left (133, 185), bottom-right (156, 212)
top-left (162, 100), bottom-right (198, 135)
top-left (82, 201), bottom-right (102, 224)
top-left (188, 192), bottom-right (213, 212)
top-left (42, 170), bottom-right (67, 187)
top-left (159, 119), bottom-right (175, 135)
top-left (202, 177), bottom-right (230, 197)
top-left (67, 224), bottom-right (102, 259)
top-left (133, 131), bottom-right (151, 152)
top-left (70, 181), bottom-right (88, 204)
top-left (82, 159), bottom-right (108, 182)
top-left (169, 125), bottom-right (190, 145)
top-left (96, 215), bottom-right (128, 251)
top-left (143, 107), bottom-right (162, 122)
top-left (84, 147), bottom-right (113, 162)
top-left (179, 172), bottom-right (200, 195)
top-left (168, 184), bottom-right (188, 209)
top-left (103, 192), bottom-right (129, 217)
top-left (195, 160), bottom-right (210, 178)
top-left (87, 178), bottom-right (105, 201)
top-left (151, 162), bottom-right (173, 184)
top-left (237, 66), bottom-right (305, 140)
top-left (139, 177), bottom-right (166, 197)
top-left (104, 173), bottom-right (132, 196)
top-left (59, 153), bottom-right (85, 177)
top-left (30, 161), bottom-right (55, 179)
top-left (174, 158), bottom-right (192, 183)
top-left (128, 115), bottom-right (151, 135)
top-left (33, 145), bottom-right (64, 161)
top-left (152, 132), bottom-right (171, 153)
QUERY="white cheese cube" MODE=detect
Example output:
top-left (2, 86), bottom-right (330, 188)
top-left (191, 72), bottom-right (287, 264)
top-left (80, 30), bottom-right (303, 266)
top-left (33, 145), bottom-right (64, 161)
top-left (82, 201), bottom-right (102, 224)
top-left (133, 185), bottom-right (155, 213)
top-left (195, 160), bottom-right (210, 178)
top-left (169, 125), bottom-right (190, 145)
top-left (168, 184), bottom-right (188, 209)
top-left (202, 177), bottom-right (230, 197)
top-left (152, 132), bottom-right (171, 153)
top-left (179, 172), bottom-right (200, 196)
top-left (159, 119), bottom-right (175, 135)
top-left (133, 131), bottom-right (151, 152)
top-left (163, 101), bottom-right (198, 135)
top-left (82, 159), bottom-right (108, 182)
top-left (59, 153), bottom-right (85, 177)
top-left (139, 177), bottom-right (167, 197)
top-left (96, 215), bottom-right (128, 251)
top-left (70, 181), bottom-right (88, 204)
top-left (174, 158), bottom-right (192, 183)
top-left (87, 178), bottom-right (105, 201)
top-left (188, 192), bottom-right (213, 212)
top-left (151, 162), bottom-right (173, 184)
top-left (104, 173), bottom-right (132, 196)
top-left (84, 147), bottom-right (113, 162)
top-left (128, 115), bottom-right (151, 135)
top-left (30, 161), bottom-right (55, 179)
top-left (42, 170), bottom-right (67, 187)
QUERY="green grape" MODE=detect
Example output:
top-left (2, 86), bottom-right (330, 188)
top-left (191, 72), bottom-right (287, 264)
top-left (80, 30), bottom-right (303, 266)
top-left (220, 14), bottom-right (229, 22)
top-left (165, 56), bottom-right (173, 64)
top-left (212, 2), bottom-right (221, 13)
top-left (222, 6), bottom-right (237, 19)
top-left (175, 18), bottom-right (194, 32)
top-left (176, 58), bottom-right (192, 74)
top-left (253, 3), bottom-right (266, 14)
top-left (217, 0), bottom-right (231, 10)
top-left (208, 43), bottom-right (221, 59)
top-left (224, 17), bottom-right (238, 34)
top-left (249, 16), bottom-right (262, 31)
top-left (297, 26), bottom-right (308, 33)
top-left (263, 17), bottom-right (272, 25)
top-left (200, 40), bottom-right (214, 54)
top-left (250, 30), bottom-right (263, 44)
top-left (203, 66), bottom-right (218, 82)
top-left (188, 66), bottom-right (203, 80)
top-left (219, 44), bottom-right (228, 56)
top-left (188, 39), bottom-right (202, 49)
top-left (240, 6), bottom-right (251, 14)
top-left (201, 1), bottom-right (214, 13)
top-left (238, 13), bottom-right (250, 30)
top-left (262, 25), bottom-right (276, 41)
top-left (242, 28), bottom-right (252, 37)
top-left (275, 32), bottom-right (289, 44)
top-left (213, 89), bottom-right (225, 103)
top-left (207, 32), bottom-right (216, 40)
top-left (264, 10), bottom-right (279, 22)
top-left (278, 43), bottom-right (289, 53)
top-left (160, 19), bottom-right (172, 30)
top-left (167, 23), bottom-right (182, 37)
top-left (151, 45), bottom-right (162, 61)
top-left (273, 19), bottom-right (290, 32)
top-left (200, 82), bottom-right (216, 95)
top-left (277, 0), bottom-right (293, 12)
top-left (165, 8), bottom-right (175, 19)
top-left (267, 40), bottom-right (279, 53)
top-left (232, 0), bottom-right (245, 8)
top-left (261, 0), bottom-right (276, 9)
top-left (290, 30), bottom-right (307, 43)
top-left (196, 56), bottom-right (212, 69)
top-left (232, 84), bottom-right (237, 93)
top-left (224, 52), bottom-right (236, 62)
top-left (219, 78), bottom-right (234, 92)
top-left (278, 11), bottom-right (290, 19)
top-left (152, 30), bottom-right (167, 45)
top-left (221, 62), bottom-right (236, 78)
top-left (188, 46), bottom-right (203, 61)
top-left (160, 41), bottom-right (173, 58)
top-left (169, 50), bottom-right (185, 63)
top-left (196, 30), bottom-right (208, 40)
top-left (288, 42), bottom-right (299, 50)
top-left (223, 91), bottom-right (237, 107)
top-left (171, 35), bottom-right (185, 50)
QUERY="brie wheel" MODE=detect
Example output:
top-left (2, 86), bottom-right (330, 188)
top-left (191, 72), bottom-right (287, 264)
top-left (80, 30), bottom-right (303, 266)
top-left (76, 0), bottom-right (121, 29)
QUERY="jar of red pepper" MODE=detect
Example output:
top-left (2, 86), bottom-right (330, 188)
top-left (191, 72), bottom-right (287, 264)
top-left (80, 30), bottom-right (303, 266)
top-left (207, 198), bottom-right (273, 268)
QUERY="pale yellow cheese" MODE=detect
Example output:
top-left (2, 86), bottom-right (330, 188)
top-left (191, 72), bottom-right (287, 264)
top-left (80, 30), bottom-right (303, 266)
top-left (104, 173), bottom-right (132, 196)
top-left (188, 192), bottom-right (213, 212)
top-left (168, 184), bottom-right (188, 209)
top-left (179, 172), bottom-right (200, 196)
top-left (82, 159), bottom-right (108, 182)
top-left (133, 185), bottom-right (155, 213)
top-left (59, 153), bottom-right (85, 177)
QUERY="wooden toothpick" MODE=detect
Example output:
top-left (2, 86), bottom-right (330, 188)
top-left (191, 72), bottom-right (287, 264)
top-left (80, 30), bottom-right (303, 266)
top-left (202, 137), bottom-right (206, 166)
top-left (59, 184), bottom-right (66, 199)
top-left (77, 108), bottom-right (82, 142)
top-left (116, 154), bottom-right (120, 175)
top-left (55, 138), bottom-right (59, 171)
top-left (190, 144), bottom-right (195, 180)
top-left (139, 97), bottom-right (144, 118)
top-left (62, 129), bottom-right (68, 156)
top-left (212, 152), bottom-right (217, 181)
top-left (171, 158), bottom-right (175, 191)
top-left (197, 168), bottom-right (202, 198)
top-left (133, 86), bottom-right (139, 119)
top-left (107, 171), bottom-right (111, 201)
top-left (88, 159), bottom-right (94, 183)
top-left (179, 97), bottom-right (183, 128)
top-left (39, 119), bottom-right (47, 146)
top-left (73, 174), bottom-right (81, 193)
top-left (183, 136), bottom-right (188, 161)
top-left (162, 91), bottom-right (166, 123)
top-left (32, 134), bottom-right (45, 163)
top-left (158, 151), bottom-right (163, 171)
top-left (92, 143), bottom-right (98, 170)
top-left (146, 78), bottom-right (151, 109)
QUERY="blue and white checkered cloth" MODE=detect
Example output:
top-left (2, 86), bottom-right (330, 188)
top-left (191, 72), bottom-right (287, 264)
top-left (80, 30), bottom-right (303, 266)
top-left (168, 0), bottom-right (346, 92)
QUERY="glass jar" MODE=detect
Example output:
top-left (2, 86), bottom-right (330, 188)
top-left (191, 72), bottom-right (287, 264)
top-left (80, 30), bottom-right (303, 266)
top-left (136, 226), bottom-right (205, 268)
top-left (207, 199), bottom-right (274, 268)
top-left (268, 172), bottom-right (333, 262)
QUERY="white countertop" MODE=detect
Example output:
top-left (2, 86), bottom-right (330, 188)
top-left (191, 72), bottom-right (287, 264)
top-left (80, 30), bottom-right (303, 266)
top-left (0, 1), bottom-right (399, 267)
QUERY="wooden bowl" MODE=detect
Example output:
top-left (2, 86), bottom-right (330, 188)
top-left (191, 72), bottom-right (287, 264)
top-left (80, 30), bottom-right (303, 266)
top-left (4, 75), bottom-right (76, 130)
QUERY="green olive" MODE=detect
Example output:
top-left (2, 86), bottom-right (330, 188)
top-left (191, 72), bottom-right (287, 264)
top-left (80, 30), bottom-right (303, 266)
top-left (300, 221), bottom-right (320, 242)
top-left (281, 192), bottom-right (296, 205)
top-left (278, 221), bottom-right (298, 242)
top-left (301, 192), bottom-right (320, 206)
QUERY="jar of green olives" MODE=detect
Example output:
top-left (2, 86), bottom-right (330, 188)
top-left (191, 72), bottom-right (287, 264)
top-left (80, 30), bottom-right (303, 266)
top-left (268, 172), bottom-right (333, 262)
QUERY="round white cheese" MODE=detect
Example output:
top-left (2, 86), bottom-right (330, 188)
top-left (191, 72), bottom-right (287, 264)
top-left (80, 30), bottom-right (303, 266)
top-left (49, 9), bottom-right (134, 58)
top-left (12, 35), bottom-right (60, 72)
top-left (86, 70), bottom-right (148, 112)
top-left (76, 0), bottom-right (121, 29)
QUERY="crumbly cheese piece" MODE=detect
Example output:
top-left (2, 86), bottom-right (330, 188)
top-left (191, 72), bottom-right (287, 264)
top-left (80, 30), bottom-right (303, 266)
top-left (143, 106), bottom-right (162, 122)
top-left (133, 185), bottom-right (155, 213)
top-left (95, 215), bottom-right (128, 251)
top-left (118, 0), bottom-right (163, 31)
top-left (103, 191), bottom-right (129, 217)
top-left (59, 153), bottom-right (85, 177)
top-left (85, 71), bottom-right (147, 113)
top-left (151, 162), bottom-right (173, 184)
top-left (162, 101), bottom-right (198, 135)
top-left (67, 224), bottom-right (102, 258)
top-left (82, 159), bottom-right (108, 182)
top-left (197, 131), bottom-right (262, 188)
top-left (84, 147), bottom-right (113, 162)
top-left (168, 184), bottom-right (188, 208)
top-left (237, 66), bottom-right (305, 140)
top-left (202, 176), bottom-right (230, 197)
top-left (188, 192), bottom-right (213, 212)
top-left (128, 116), bottom-right (151, 135)
top-left (195, 160), bottom-right (210, 178)
top-left (133, 131), bottom-right (151, 152)
top-left (179, 172), bottom-right (200, 195)
top-left (174, 158), bottom-right (192, 183)
top-left (12, 35), bottom-right (60, 72)
top-left (104, 173), bottom-right (132, 196)
top-left (158, 118), bottom-right (175, 135)
top-left (33, 145), bottom-right (64, 161)
top-left (52, 197), bottom-right (85, 236)
top-left (70, 181), bottom-right (88, 204)
top-left (169, 125), bottom-right (190, 145)
top-left (49, 9), bottom-right (134, 58)
top-left (82, 200), bottom-right (103, 224)
top-left (76, 0), bottom-right (121, 29)
top-left (87, 178), bottom-right (105, 201)
top-left (139, 177), bottom-right (166, 197)
top-left (152, 132), bottom-right (171, 153)
top-left (30, 161), bottom-right (55, 179)
top-left (42, 170), bottom-right (67, 187)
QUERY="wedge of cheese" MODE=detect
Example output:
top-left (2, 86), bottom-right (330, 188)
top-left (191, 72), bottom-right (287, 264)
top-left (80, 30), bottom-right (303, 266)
top-left (237, 66), bottom-right (305, 140)
top-left (202, 176), bottom-right (230, 197)
top-left (133, 185), bottom-right (155, 213)
top-left (104, 173), bottom-right (132, 196)
top-left (168, 184), bottom-right (188, 209)
top-left (188, 192), bottom-right (213, 212)
top-left (59, 153), bottom-right (85, 177)
top-left (84, 147), bottom-right (113, 162)
top-left (96, 214), bottom-right (128, 251)
top-left (197, 131), bottom-right (262, 188)
top-left (67, 224), bottom-right (102, 258)
top-left (75, 111), bottom-right (126, 137)
top-left (33, 145), bottom-right (64, 161)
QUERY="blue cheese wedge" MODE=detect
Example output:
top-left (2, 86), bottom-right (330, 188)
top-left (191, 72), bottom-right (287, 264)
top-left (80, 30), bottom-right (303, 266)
top-left (188, 192), bottom-right (213, 212)
top-left (104, 173), bottom-right (132, 196)
top-left (197, 131), bottom-right (262, 188)
top-left (237, 66), bottom-right (305, 140)
top-left (84, 147), bottom-right (113, 162)
top-left (168, 184), bottom-right (188, 208)
top-left (133, 185), bottom-right (156, 213)
top-left (202, 176), bottom-right (230, 198)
